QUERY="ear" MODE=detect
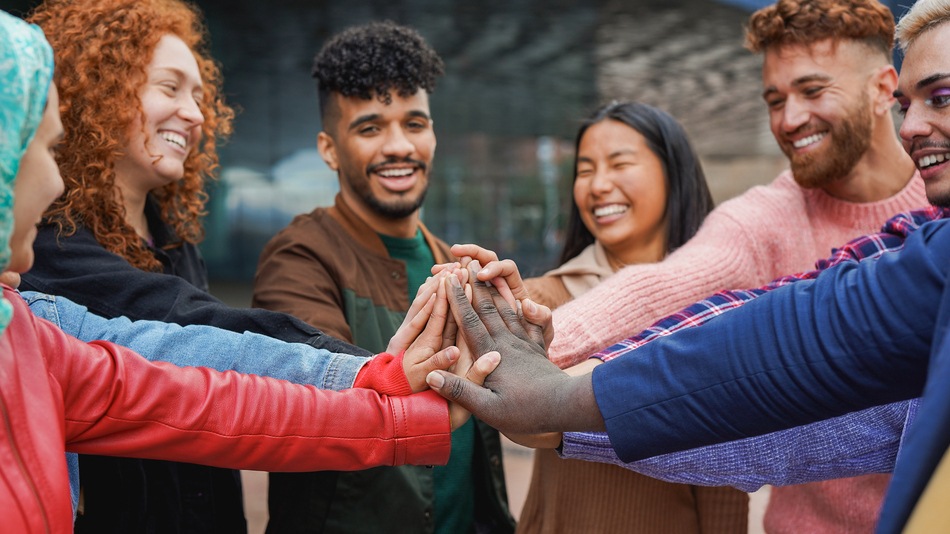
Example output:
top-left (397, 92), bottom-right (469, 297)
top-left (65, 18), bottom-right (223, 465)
top-left (317, 131), bottom-right (338, 171)
top-left (869, 65), bottom-right (899, 116)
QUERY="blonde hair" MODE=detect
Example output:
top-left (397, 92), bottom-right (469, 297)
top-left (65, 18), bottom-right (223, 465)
top-left (896, 0), bottom-right (950, 52)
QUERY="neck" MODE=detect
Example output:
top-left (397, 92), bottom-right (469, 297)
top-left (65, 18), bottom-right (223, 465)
top-left (339, 188), bottom-right (420, 238)
top-left (114, 179), bottom-right (151, 241)
top-left (820, 126), bottom-right (916, 203)
top-left (603, 234), bottom-right (666, 271)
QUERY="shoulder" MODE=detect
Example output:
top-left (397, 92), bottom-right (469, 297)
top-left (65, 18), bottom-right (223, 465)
top-left (524, 275), bottom-right (572, 309)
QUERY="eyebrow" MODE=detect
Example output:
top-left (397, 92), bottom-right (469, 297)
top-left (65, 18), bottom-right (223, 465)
top-left (347, 110), bottom-right (432, 131)
top-left (894, 72), bottom-right (950, 98)
top-left (577, 149), bottom-right (638, 164)
top-left (762, 73), bottom-right (833, 100)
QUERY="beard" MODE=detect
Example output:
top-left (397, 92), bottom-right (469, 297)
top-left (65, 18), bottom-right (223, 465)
top-left (343, 159), bottom-right (430, 219)
top-left (784, 94), bottom-right (873, 189)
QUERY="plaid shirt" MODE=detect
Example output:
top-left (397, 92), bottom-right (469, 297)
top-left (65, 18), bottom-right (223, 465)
top-left (593, 206), bottom-right (950, 362)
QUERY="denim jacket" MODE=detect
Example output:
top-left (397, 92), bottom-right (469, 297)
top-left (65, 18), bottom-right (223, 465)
top-left (23, 290), bottom-right (370, 516)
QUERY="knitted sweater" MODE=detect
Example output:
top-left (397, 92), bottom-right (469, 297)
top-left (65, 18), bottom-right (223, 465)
top-left (548, 170), bottom-right (928, 533)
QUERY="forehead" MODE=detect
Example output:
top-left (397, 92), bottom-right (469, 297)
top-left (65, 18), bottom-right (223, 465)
top-left (334, 90), bottom-right (430, 121)
top-left (762, 39), bottom-right (865, 85)
top-left (897, 24), bottom-right (950, 94)
top-left (580, 119), bottom-right (648, 150)
top-left (148, 34), bottom-right (201, 83)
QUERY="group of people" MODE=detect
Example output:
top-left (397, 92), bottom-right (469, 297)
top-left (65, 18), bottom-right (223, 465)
top-left (2, 0), bottom-right (949, 533)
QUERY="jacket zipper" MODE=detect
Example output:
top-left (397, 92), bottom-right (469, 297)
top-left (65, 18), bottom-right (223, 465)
top-left (0, 391), bottom-right (52, 534)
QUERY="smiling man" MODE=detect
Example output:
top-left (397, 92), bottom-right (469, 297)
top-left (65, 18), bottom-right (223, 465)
top-left (252, 21), bottom-right (513, 534)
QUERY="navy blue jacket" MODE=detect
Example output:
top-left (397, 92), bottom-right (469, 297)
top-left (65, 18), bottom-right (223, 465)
top-left (592, 218), bottom-right (950, 533)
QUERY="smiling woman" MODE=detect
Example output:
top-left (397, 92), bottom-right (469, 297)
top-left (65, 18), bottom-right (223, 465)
top-left (515, 101), bottom-right (749, 534)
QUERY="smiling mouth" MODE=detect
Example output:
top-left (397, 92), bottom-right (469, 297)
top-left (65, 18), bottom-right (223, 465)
top-left (918, 152), bottom-right (950, 169)
top-left (160, 131), bottom-right (187, 150)
top-left (792, 132), bottom-right (826, 149)
top-left (593, 204), bottom-right (629, 218)
top-left (376, 168), bottom-right (415, 178)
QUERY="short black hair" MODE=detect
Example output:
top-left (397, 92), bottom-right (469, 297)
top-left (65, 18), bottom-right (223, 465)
top-left (312, 20), bottom-right (444, 124)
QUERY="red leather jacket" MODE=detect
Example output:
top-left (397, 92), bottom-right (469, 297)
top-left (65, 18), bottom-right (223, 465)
top-left (0, 287), bottom-right (450, 533)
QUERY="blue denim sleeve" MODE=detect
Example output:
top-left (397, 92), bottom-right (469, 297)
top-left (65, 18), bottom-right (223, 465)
top-left (22, 291), bottom-right (369, 390)
top-left (560, 399), bottom-right (914, 492)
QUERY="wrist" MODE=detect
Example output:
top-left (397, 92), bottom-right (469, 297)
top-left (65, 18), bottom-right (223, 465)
top-left (353, 351), bottom-right (413, 396)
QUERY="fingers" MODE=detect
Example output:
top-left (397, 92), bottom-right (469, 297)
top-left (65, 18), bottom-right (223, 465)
top-left (520, 298), bottom-right (553, 350)
top-left (477, 259), bottom-right (530, 301)
top-left (463, 351), bottom-right (500, 387)
top-left (468, 261), bottom-right (528, 342)
top-left (387, 293), bottom-right (436, 355)
top-left (444, 274), bottom-right (495, 357)
top-left (426, 368), bottom-right (494, 413)
top-left (451, 244), bottom-right (499, 266)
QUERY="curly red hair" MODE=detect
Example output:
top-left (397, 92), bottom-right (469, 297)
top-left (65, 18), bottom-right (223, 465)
top-left (29, 0), bottom-right (234, 271)
top-left (745, 0), bottom-right (895, 57)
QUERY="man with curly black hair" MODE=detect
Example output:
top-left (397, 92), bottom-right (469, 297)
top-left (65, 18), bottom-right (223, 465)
top-left (253, 21), bottom-right (515, 534)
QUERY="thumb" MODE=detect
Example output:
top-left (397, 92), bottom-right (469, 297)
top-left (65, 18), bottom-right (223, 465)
top-left (426, 369), bottom-right (491, 411)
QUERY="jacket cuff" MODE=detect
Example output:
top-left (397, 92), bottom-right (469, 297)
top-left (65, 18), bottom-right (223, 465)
top-left (353, 351), bottom-right (413, 396)
top-left (388, 390), bottom-right (451, 466)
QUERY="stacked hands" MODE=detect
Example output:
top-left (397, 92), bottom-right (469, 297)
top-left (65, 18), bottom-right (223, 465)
top-left (388, 244), bottom-right (605, 443)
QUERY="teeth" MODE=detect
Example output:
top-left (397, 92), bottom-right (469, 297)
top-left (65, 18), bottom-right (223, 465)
top-left (377, 168), bottom-right (414, 178)
top-left (160, 132), bottom-right (186, 149)
top-left (594, 204), bottom-right (628, 218)
top-left (918, 153), bottom-right (949, 169)
top-left (792, 133), bottom-right (825, 149)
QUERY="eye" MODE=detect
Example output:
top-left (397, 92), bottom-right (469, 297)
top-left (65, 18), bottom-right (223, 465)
top-left (896, 98), bottom-right (910, 117)
top-left (406, 119), bottom-right (428, 131)
top-left (576, 166), bottom-right (593, 178)
top-left (766, 98), bottom-right (785, 110)
top-left (358, 124), bottom-right (380, 135)
top-left (802, 85), bottom-right (824, 98)
top-left (926, 89), bottom-right (950, 109)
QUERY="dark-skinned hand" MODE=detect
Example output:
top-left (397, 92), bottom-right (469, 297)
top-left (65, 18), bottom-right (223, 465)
top-left (426, 262), bottom-right (606, 435)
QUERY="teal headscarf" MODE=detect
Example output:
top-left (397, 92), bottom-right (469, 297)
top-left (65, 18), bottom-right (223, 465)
top-left (0, 10), bottom-right (54, 335)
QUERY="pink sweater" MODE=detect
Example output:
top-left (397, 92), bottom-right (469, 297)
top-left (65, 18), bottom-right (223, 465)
top-left (549, 169), bottom-right (928, 533)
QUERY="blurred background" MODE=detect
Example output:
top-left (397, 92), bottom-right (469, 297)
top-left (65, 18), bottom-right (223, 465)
top-left (4, 1), bottom-right (914, 531)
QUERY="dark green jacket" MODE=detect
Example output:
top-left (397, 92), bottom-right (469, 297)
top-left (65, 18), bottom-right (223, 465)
top-left (253, 194), bottom-right (514, 534)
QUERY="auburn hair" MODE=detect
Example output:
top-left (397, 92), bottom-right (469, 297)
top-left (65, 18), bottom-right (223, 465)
top-left (29, 0), bottom-right (234, 271)
top-left (745, 0), bottom-right (895, 57)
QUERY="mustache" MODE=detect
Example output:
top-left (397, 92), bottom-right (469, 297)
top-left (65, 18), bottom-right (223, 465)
top-left (366, 158), bottom-right (428, 174)
top-left (909, 139), bottom-right (950, 153)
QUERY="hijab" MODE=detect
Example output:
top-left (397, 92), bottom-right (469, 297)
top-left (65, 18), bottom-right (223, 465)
top-left (0, 10), bottom-right (54, 335)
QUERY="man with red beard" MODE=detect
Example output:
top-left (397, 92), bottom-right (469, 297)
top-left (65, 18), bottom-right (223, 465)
top-left (449, 0), bottom-right (927, 532)
top-left (252, 21), bottom-right (513, 534)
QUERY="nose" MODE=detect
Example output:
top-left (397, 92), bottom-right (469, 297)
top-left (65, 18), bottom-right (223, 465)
top-left (898, 103), bottom-right (933, 146)
top-left (781, 96), bottom-right (810, 133)
top-left (178, 94), bottom-right (205, 126)
top-left (589, 168), bottom-right (614, 196)
top-left (381, 125), bottom-right (414, 159)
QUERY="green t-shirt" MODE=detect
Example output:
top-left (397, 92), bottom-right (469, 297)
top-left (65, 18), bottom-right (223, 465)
top-left (379, 230), bottom-right (476, 534)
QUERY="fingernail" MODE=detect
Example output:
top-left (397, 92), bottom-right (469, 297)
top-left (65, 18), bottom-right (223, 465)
top-left (470, 259), bottom-right (482, 271)
top-left (523, 298), bottom-right (538, 314)
top-left (449, 275), bottom-right (461, 288)
top-left (426, 371), bottom-right (445, 388)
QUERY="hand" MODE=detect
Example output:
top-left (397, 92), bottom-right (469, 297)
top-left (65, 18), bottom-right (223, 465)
top-left (401, 275), bottom-right (463, 392)
top-left (450, 244), bottom-right (530, 305)
top-left (0, 271), bottom-right (21, 288)
top-left (503, 431), bottom-right (562, 449)
top-left (449, 351), bottom-right (500, 430)
top-left (426, 264), bottom-right (606, 435)
top-left (388, 271), bottom-right (451, 355)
